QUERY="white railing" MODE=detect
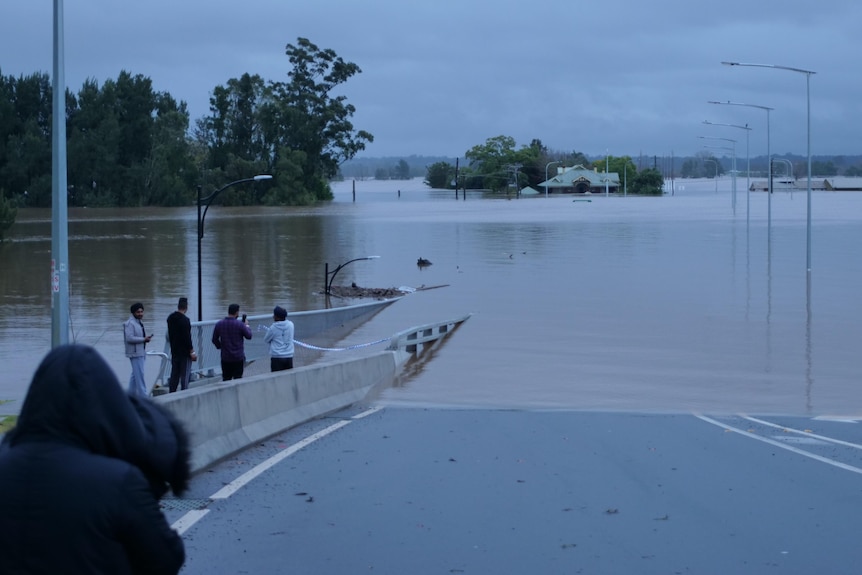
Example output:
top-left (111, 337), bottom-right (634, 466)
top-left (387, 313), bottom-right (473, 354)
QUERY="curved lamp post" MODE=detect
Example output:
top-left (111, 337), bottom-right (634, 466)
top-left (197, 175), bottom-right (273, 321)
top-left (544, 161), bottom-right (562, 197)
top-left (722, 61), bottom-right (815, 273)
top-left (704, 120), bottom-right (752, 224)
top-left (325, 256), bottom-right (381, 295)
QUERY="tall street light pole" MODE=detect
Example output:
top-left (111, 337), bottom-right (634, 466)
top-left (722, 61), bottom-right (815, 274)
top-left (703, 120), bottom-right (752, 225)
top-left (544, 161), bottom-right (562, 197)
top-left (708, 101), bottom-right (774, 232)
top-left (699, 136), bottom-right (737, 213)
top-left (51, 0), bottom-right (70, 347)
top-left (197, 175), bottom-right (273, 321)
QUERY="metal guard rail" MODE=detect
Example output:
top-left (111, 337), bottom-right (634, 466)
top-left (386, 313), bottom-right (473, 353)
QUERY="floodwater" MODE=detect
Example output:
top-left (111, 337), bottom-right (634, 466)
top-left (1, 178), bottom-right (860, 415)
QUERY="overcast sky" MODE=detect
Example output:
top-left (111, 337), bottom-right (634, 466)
top-left (1, 1), bottom-right (858, 160)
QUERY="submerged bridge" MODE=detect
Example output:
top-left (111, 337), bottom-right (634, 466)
top-left (152, 299), bottom-right (471, 472)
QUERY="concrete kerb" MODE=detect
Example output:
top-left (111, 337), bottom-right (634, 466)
top-left (155, 351), bottom-right (402, 473)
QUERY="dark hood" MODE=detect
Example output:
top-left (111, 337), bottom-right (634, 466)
top-left (129, 395), bottom-right (191, 496)
top-left (3, 344), bottom-right (190, 495)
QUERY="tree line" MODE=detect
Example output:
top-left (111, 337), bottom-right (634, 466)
top-left (424, 136), bottom-right (664, 195)
top-left (0, 37), bottom-right (372, 239)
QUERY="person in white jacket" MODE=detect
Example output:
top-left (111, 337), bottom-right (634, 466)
top-left (264, 306), bottom-right (295, 372)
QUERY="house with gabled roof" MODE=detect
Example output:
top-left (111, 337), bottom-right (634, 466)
top-left (536, 164), bottom-right (621, 194)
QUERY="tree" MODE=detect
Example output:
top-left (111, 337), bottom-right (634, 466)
top-left (393, 159), bottom-right (410, 180)
top-left (0, 190), bottom-right (16, 241)
top-left (630, 168), bottom-right (664, 195)
top-left (425, 161), bottom-right (454, 189)
top-left (844, 165), bottom-right (862, 176)
top-left (264, 37), bottom-right (373, 203)
top-left (374, 167), bottom-right (389, 180)
top-left (811, 160), bottom-right (837, 176)
top-left (464, 135), bottom-right (517, 192)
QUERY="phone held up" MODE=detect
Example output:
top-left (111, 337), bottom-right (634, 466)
top-left (241, 314), bottom-right (247, 323)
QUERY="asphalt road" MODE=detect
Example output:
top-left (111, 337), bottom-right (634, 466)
top-left (164, 407), bottom-right (862, 574)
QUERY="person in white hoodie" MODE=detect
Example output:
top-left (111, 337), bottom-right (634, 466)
top-left (264, 305), bottom-right (295, 372)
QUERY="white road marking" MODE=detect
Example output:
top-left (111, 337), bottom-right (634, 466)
top-left (170, 408), bottom-right (380, 534)
top-left (743, 415), bottom-right (862, 450)
top-left (695, 414), bottom-right (862, 476)
top-left (172, 510), bottom-right (210, 536)
top-left (813, 415), bottom-right (862, 423)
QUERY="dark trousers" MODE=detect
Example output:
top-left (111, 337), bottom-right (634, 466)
top-left (271, 357), bottom-right (294, 372)
top-left (221, 359), bottom-right (244, 381)
top-left (168, 356), bottom-right (191, 393)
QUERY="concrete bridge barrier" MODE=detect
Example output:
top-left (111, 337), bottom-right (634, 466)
top-left (156, 314), bottom-right (470, 473)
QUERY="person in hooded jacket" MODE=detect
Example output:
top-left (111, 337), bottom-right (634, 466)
top-left (264, 305), bottom-right (295, 372)
top-left (0, 344), bottom-right (191, 575)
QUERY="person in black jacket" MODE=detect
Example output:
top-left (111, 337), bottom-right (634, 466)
top-left (0, 344), bottom-right (191, 575)
top-left (167, 296), bottom-right (196, 392)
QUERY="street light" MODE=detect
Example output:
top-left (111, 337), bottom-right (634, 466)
top-left (544, 161), bottom-right (562, 197)
top-left (699, 136), bottom-right (737, 213)
top-left (704, 120), bottom-right (752, 224)
top-left (605, 150), bottom-right (610, 197)
top-left (703, 158), bottom-right (719, 193)
top-left (708, 100), bottom-right (774, 231)
top-left (197, 175), bottom-right (273, 321)
top-left (325, 256), bottom-right (381, 295)
top-left (51, 0), bottom-right (70, 346)
top-left (722, 61), bottom-right (815, 273)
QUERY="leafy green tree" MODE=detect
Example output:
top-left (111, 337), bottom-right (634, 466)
top-left (0, 189), bottom-right (17, 241)
top-left (465, 135), bottom-right (518, 192)
top-left (591, 155), bottom-right (635, 180)
top-left (265, 37), bottom-right (373, 202)
top-left (0, 72), bottom-right (53, 207)
top-left (844, 165), bottom-right (862, 176)
top-left (811, 161), bottom-right (837, 176)
top-left (630, 168), bottom-right (664, 195)
top-left (393, 159), bottom-right (410, 180)
top-left (425, 161), bottom-right (454, 189)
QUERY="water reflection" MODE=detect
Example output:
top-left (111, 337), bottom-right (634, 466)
top-left (2, 180), bottom-right (860, 416)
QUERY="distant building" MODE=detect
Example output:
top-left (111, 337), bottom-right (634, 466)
top-left (749, 177), bottom-right (862, 191)
top-left (536, 164), bottom-right (621, 194)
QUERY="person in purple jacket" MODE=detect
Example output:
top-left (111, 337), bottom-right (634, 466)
top-left (211, 303), bottom-right (252, 381)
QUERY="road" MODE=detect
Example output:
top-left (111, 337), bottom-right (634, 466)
top-left (163, 407), bottom-right (862, 574)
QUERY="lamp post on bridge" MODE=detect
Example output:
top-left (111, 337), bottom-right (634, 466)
top-left (197, 175), bottom-right (273, 322)
top-left (722, 61), bottom-right (815, 274)
top-left (704, 120), bottom-right (752, 224)
top-left (325, 256), bottom-right (381, 296)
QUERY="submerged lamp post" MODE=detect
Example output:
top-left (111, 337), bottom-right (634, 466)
top-left (704, 158), bottom-right (719, 193)
top-left (699, 136), bottom-right (737, 213)
top-left (544, 161), bottom-right (562, 197)
top-left (704, 120), bottom-right (752, 224)
top-left (197, 175), bottom-right (273, 321)
top-left (722, 61), bottom-right (815, 273)
top-left (708, 100), bottom-right (774, 231)
top-left (325, 256), bottom-right (381, 295)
